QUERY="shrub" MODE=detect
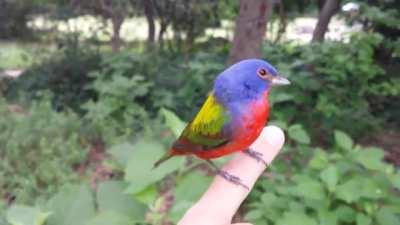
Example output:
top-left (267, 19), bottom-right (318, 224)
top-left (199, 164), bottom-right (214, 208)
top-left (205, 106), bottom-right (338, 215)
top-left (264, 32), bottom-right (398, 140)
top-left (84, 49), bottom-right (226, 121)
top-left (245, 130), bottom-right (400, 225)
top-left (5, 37), bottom-right (102, 112)
top-left (0, 96), bottom-right (89, 204)
top-left (82, 69), bottom-right (153, 144)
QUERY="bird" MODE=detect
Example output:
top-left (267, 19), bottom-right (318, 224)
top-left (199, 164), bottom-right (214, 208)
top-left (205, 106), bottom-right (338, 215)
top-left (153, 59), bottom-right (290, 189)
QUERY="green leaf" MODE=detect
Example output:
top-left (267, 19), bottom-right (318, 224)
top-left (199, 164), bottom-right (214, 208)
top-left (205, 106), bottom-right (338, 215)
top-left (288, 124), bottom-right (310, 144)
top-left (334, 130), bottom-right (353, 151)
top-left (276, 211), bottom-right (317, 225)
top-left (376, 207), bottom-right (400, 225)
top-left (160, 108), bottom-right (186, 138)
top-left (124, 141), bottom-right (184, 194)
top-left (6, 205), bottom-right (51, 225)
top-left (335, 206), bottom-right (356, 223)
top-left (320, 165), bottom-right (339, 192)
top-left (356, 213), bottom-right (372, 225)
top-left (169, 172), bottom-right (212, 223)
top-left (360, 178), bottom-right (384, 199)
top-left (336, 179), bottom-right (362, 203)
top-left (309, 148), bottom-right (329, 169)
top-left (134, 185), bottom-right (158, 205)
top-left (390, 173), bottom-right (400, 191)
top-left (85, 211), bottom-right (131, 225)
top-left (109, 143), bottom-right (134, 167)
top-left (46, 185), bottom-right (95, 225)
top-left (245, 209), bottom-right (263, 221)
top-left (355, 147), bottom-right (385, 171)
top-left (318, 210), bottom-right (338, 225)
top-left (97, 181), bottom-right (146, 221)
top-left (295, 180), bottom-right (325, 200)
top-left (260, 192), bottom-right (278, 207)
top-left (269, 92), bottom-right (294, 105)
top-left (268, 120), bottom-right (288, 130)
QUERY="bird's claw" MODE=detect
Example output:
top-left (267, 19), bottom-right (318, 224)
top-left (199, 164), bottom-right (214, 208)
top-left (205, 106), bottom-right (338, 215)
top-left (244, 148), bottom-right (268, 166)
top-left (217, 170), bottom-right (250, 190)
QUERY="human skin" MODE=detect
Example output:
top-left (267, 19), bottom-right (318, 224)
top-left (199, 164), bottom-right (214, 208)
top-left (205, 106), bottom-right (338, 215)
top-left (178, 125), bottom-right (285, 225)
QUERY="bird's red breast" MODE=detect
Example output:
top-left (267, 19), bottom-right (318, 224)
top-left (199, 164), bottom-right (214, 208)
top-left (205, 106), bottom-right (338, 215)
top-left (190, 92), bottom-right (269, 159)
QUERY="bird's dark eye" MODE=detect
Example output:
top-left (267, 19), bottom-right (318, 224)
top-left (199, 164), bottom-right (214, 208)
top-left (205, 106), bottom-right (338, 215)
top-left (257, 68), bottom-right (268, 78)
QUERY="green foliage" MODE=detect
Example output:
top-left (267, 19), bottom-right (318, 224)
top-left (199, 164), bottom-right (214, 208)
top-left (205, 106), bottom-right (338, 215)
top-left (82, 69), bottom-right (152, 143)
top-left (5, 36), bottom-right (102, 112)
top-left (245, 130), bottom-right (400, 225)
top-left (83, 49), bottom-right (225, 121)
top-left (6, 205), bottom-right (50, 225)
top-left (116, 141), bottom-right (184, 194)
top-left (266, 32), bottom-right (397, 138)
top-left (1, 2), bottom-right (399, 224)
top-left (0, 42), bottom-right (51, 70)
top-left (0, 97), bottom-right (89, 204)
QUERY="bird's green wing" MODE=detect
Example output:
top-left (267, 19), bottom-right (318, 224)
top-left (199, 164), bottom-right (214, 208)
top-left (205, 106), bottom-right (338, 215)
top-left (173, 93), bottom-right (231, 152)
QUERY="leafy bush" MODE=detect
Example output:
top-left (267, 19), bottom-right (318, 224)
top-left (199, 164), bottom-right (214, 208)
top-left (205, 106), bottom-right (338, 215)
top-left (84, 49), bottom-right (225, 121)
top-left (265, 32), bottom-right (398, 140)
top-left (82, 69), bottom-right (152, 144)
top-left (0, 97), bottom-right (89, 204)
top-left (5, 37), bottom-right (102, 112)
top-left (245, 130), bottom-right (400, 225)
top-left (3, 109), bottom-right (398, 225)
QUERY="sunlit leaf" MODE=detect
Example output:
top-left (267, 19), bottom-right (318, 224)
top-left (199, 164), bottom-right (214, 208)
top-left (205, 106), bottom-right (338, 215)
top-left (336, 179), bottom-right (362, 203)
top-left (288, 124), bottom-right (310, 144)
top-left (320, 165), bottom-right (339, 192)
top-left (357, 213), bottom-right (372, 225)
top-left (334, 130), bottom-right (353, 151)
top-left (376, 207), bottom-right (400, 225)
top-left (294, 180), bottom-right (325, 200)
top-left (45, 185), bottom-right (95, 225)
top-left (355, 147), bottom-right (385, 171)
top-left (97, 181), bottom-right (146, 221)
top-left (169, 171), bottom-right (211, 223)
top-left (160, 108), bottom-right (186, 138)
top-left (6, 205), bottom-right (51, 225)
top-left (124, 141), bottom-right (184, 194)
top-left (276, 211), bottom-right (317, 225)
top-left (86, 211), bottom-right (131, 225)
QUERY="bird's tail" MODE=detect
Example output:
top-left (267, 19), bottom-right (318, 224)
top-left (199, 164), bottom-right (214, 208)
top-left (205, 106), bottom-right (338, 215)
top-left (153, 150), bottom-right (174, 169)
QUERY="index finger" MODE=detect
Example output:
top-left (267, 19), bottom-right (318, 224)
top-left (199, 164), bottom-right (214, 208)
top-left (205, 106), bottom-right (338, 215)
top-left (178, 126), bottom-right (285, 225)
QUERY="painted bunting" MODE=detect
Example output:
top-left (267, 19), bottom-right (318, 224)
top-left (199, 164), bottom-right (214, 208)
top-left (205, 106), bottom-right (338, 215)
top-left (154, 59), bottom-right (290, 189)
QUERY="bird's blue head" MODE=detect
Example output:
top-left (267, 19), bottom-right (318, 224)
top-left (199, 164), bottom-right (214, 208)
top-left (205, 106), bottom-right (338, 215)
top-left (214, 59), bottom-right (290, 103)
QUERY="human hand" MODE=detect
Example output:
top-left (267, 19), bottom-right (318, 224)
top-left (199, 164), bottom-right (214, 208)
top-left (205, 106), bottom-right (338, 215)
top-left (178, 126), bottom-right (285, 225)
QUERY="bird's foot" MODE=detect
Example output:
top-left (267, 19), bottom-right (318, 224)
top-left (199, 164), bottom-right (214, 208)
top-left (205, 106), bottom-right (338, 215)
top-left (217, 170), bottom-right (250, 190)
top-left (205, 160), bottom-right (249, 190)
top-left (244, 148), bottom-right (268, 166)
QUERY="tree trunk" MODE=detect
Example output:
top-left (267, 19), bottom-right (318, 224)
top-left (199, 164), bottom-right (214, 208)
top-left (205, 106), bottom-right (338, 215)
top-left (227, 0), bottom-right (272, 65)
top-left (143, 0), bottom-right (155, 45)
top-left (273, 0), bottom-right (287, 44)
top-left (110, 15), bottom-right (123, 53)
top-left (312, 0), bottom-right (341, 42)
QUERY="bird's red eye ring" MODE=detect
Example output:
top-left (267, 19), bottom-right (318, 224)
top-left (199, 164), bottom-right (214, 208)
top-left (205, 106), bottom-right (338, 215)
top-left (257, 68), bottom-right (268, 78)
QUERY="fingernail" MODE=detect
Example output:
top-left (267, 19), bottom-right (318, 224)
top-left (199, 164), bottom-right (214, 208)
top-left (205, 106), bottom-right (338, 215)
top-left (261, 125), bottom-right (285, 148)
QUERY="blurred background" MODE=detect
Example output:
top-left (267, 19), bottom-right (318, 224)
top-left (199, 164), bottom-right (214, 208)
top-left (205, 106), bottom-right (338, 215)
top-left (0, 0), bottom-right (399, 225)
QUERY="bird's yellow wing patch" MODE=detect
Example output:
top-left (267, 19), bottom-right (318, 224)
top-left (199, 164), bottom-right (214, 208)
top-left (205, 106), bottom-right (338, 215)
top-left (190, 94), bottom-right (226, 135)
top-left (179, 93), bottom-right (231, 149)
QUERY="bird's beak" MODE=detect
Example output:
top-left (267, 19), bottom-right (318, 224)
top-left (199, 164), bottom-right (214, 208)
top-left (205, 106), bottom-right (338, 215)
top-left (271, 75), bottom-right (290, 86)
